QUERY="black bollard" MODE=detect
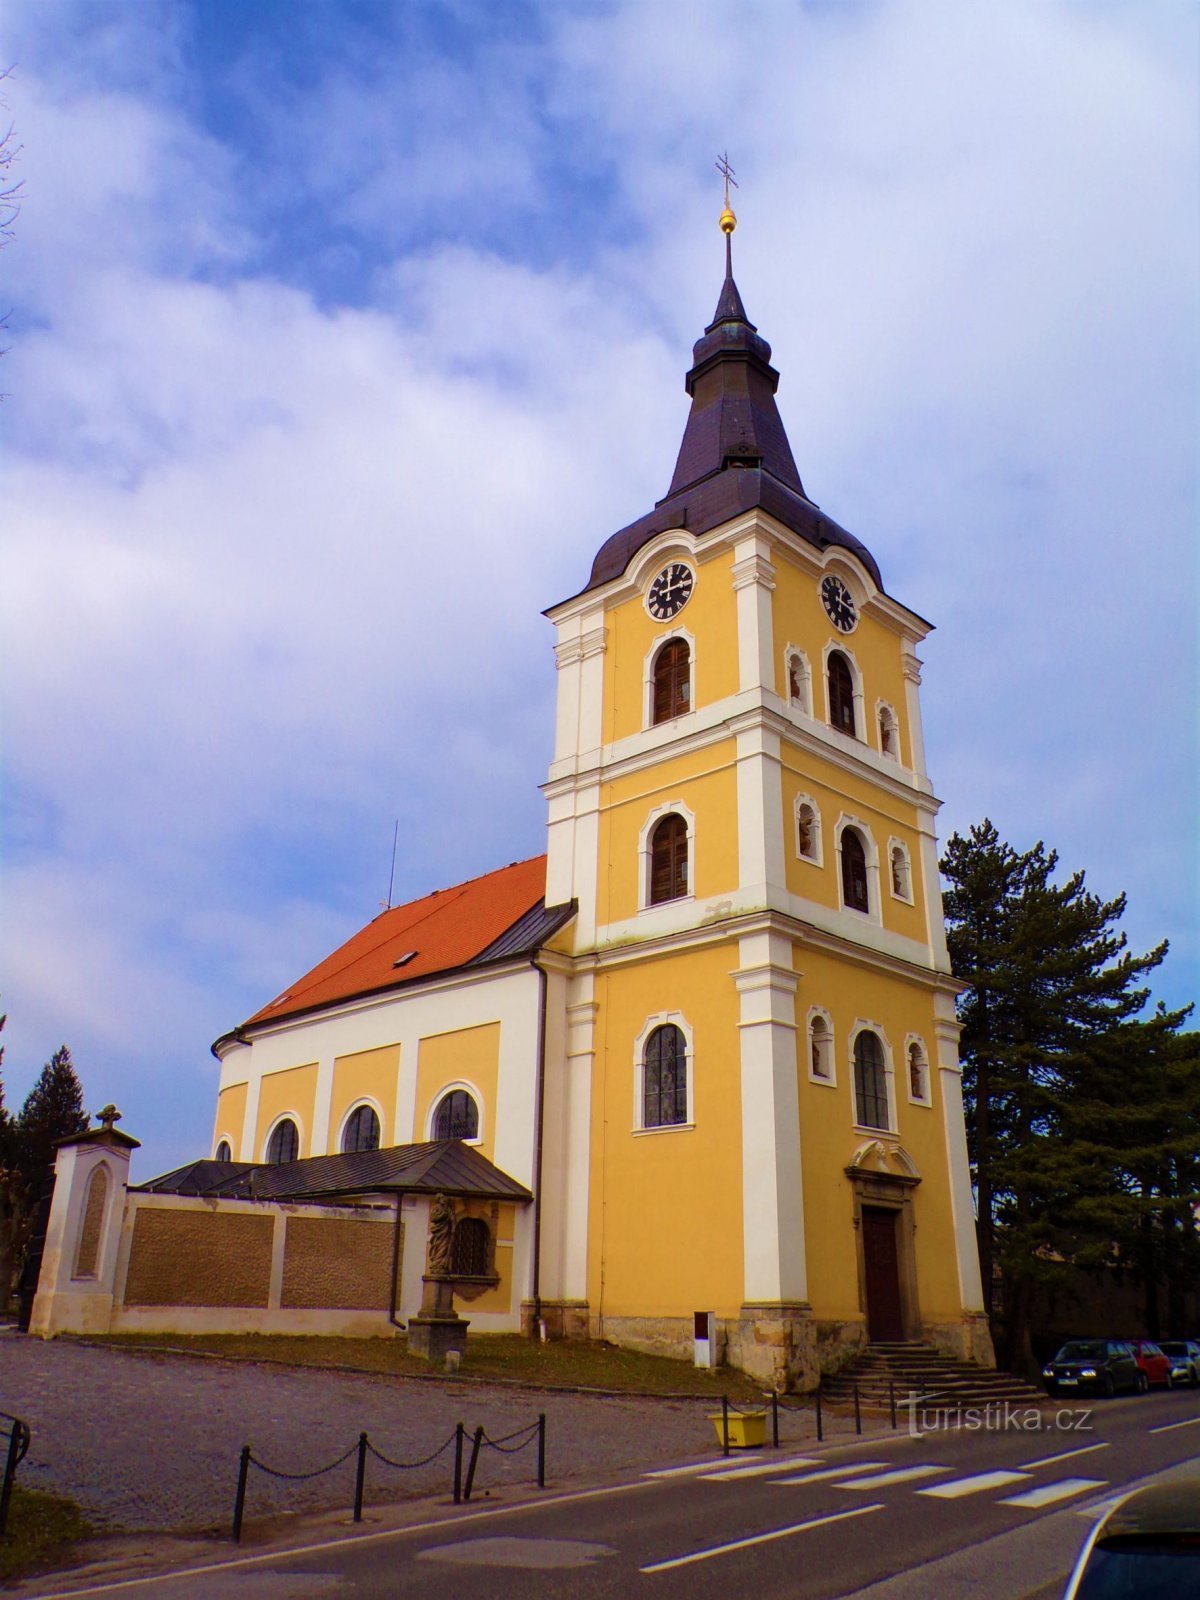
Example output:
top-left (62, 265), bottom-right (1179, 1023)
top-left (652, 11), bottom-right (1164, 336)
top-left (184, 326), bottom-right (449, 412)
top-left (231, 1445), bottom-right (252, 1543)
top-left (353, 1432), bottom-right (368, 1522)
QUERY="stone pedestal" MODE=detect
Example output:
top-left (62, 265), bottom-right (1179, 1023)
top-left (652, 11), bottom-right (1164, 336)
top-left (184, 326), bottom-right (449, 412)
top-left (406, 1275), bottom-right (469, 1364)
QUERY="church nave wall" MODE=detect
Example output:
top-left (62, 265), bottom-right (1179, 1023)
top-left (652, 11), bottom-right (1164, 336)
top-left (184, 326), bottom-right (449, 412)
top-left (254, 1061), bottom-right (319, 1162)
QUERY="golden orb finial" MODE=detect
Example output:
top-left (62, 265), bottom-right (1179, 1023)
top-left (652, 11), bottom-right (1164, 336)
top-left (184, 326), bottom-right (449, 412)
top-left (715, 152), bottom-right (739, 248)
top-left (719, 203), bottom-right (737, 236)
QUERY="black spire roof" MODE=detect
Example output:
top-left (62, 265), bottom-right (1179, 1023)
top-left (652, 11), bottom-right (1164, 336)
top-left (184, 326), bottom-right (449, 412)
top-left (582, 259), bottom-right (882, 595)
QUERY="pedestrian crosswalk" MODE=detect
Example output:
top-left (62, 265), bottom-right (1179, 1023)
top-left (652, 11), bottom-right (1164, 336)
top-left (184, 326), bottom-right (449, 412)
top-left (644, 1452), bottom-right (1110, 1516)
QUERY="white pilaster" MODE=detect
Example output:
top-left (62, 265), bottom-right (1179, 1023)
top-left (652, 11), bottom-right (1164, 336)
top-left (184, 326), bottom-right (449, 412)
top-left (734, 931), bottom-right (806, 1304)
top-left (900, 642), bottom-right (929, 779)
top-left (933, 1000), bottom-right (985, 1313)
top-left (732, 539), bottom-right (776, 694)
top-left (310, 1054), bottom-right (336, 1155)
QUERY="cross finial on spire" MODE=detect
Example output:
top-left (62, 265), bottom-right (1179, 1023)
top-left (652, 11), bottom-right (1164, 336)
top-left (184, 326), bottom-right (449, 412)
top-left (715, 152), bottom-right (738, 276)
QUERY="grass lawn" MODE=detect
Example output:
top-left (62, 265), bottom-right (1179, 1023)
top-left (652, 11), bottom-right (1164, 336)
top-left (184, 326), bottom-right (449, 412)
top-left (82, 1331), bottom-right (771, 1400)
top-left (0, 1484), bottom-right (93, 1582)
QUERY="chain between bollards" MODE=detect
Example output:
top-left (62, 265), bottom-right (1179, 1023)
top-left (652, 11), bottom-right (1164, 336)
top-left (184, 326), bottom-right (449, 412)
top-left (231, 1445), bottom-right (251, 1543)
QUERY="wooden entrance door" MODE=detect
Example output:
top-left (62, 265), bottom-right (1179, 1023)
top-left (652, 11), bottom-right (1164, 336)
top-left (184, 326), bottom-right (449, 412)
top-left (862, 1206), bottom-right (904, 1341)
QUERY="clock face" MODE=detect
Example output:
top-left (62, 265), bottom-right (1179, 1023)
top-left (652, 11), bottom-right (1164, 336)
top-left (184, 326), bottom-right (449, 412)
top-left (646, 562), bottom-right (695, 621)
top-left (820, 574), bottom-right (858, 633)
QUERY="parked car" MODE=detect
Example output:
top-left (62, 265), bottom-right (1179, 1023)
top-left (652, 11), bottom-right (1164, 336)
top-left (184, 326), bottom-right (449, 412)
top-left (1042, 1340), bottom-right (1141, 1398)
top-left (1127, 1339), bottom-right (1173, 1389)
top-left (1062, 1478), bottom-right (1200, 1598)
top-left (1159, 1340), bottom-right (1200, 1387)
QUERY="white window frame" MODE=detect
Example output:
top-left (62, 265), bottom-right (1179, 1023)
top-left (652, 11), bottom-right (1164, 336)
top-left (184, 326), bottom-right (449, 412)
top-left (794, 792), bottom-right (824, 867)
top-left (834, 814), bottom-right (882, 924)
top-left (904, 1034), bottom-right (932, 1107)
top-left (848, 1021), bottom-right (896, 1134)
top-left (638, 798), bottom-right (696, 911)
top-left (822, 640), bottom-right (865, 741)
top-left (213, 1134), bottom-right (236, 1161)
top-left (426, 1080), bottom-right (485, 1147)
top-left (887, 836), bottom-right (914, 904)
top-left (643, 625), bottom-right (696, 731)
top-left (337, 1097), bottom-right (386, 1154)
top-left (262, 1112), bottom-right (304, 1163)
top-left (806, 1006), bottom-right (837, 1086)
top-left (876, 699), bottom-right (901, 761)
top-left (632, 1011), bottom-right (695, 1133)
top-left (782, 643), bottom-right (812, 716)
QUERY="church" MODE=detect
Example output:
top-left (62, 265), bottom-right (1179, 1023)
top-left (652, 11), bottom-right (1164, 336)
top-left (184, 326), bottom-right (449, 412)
top-left (32, 197), bottom-right (992, 1389)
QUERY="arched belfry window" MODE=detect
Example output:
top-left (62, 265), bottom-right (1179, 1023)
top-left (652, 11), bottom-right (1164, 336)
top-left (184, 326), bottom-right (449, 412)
top-left (649, 813), bottom-right (689, 904)
top-left (879, 704), bottom-right (900, 759)
top-left (786, 649), bottom-right (811, 715)
top-left (342, 1104), bottom-right (381, 1154)
top-left (809, 1013), bottom-right (834, 1081)
top-left (828, 650), bottom-right (857, 736)
top-left (853, 1031), bottom-right (890, 1130)
top-left (652, 638), bottom-right (691, 725)
top-left (643, 1024), bottom-right (688, 1128)
top-left (433, 1089), bottom-right (479, 1141)
top-left (890, 842), bottom-right (912, 901)
top-left (908, 1040), bottom-right (929, 1103)
top-left (214, 1139), bottom-right (232, 1164)
top-left (841, 827), bottom-right (870, 914)
top-left (266, 1118), bottom-right (299, 1165)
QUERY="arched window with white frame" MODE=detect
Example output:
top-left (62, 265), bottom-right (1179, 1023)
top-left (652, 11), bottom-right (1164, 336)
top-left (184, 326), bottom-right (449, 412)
top-left (906, 1037), bottom-right (931, 1105)
top-left (639, 801), bottom-right (695, 909)
top-left (852, 1028), bottom-right (891, 1131)
top-left (634, 1013), bottom-right (694, 1131)
top-left (795, 795), bottom-right (822, 865)
top-left (651, 637), bottom-right (691, 725)
top-left (214, 1138), bottom-right (232, 1163)
top-left (341, 1102), bottom-right (381, 1154)
top-left (889, 839), bottom-right (913, 903)
top-left (432, 1088), bottom-right (480, 1142)
top-left (840, 825), bottom-right (870, 914)
top-left (785, 646), bottom-right (812, 715)
top-left (827, 650), bottom-right (857, 737)
top-left (265, 1117), bottom-right (300, 1165)
top-left (808, 1009), bottom-right (835, 1083)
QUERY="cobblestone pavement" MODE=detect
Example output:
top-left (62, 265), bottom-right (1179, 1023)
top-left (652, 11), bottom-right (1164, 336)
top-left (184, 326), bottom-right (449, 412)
top-left (0, 1335), bottom-right (860, 1534)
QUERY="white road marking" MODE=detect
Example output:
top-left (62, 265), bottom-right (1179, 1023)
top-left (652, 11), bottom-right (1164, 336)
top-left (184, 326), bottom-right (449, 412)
top-left (999, 1477), bottom-right (1107, 1509)
top-left (1020, 1441), bottom-right (1110, 1471)
top-left (1149, 1415), bottom-right (1200, 1435)
top-left (701, 1456), bottom-right (821, 1481)
top-left (639, 1502), bottom-right (885, 1573)
top-left (1077, 1495), bottom-right (1126, 1521)
top-left (835, 1465), bottom-right (949, 1489)
top-left (918, 1470), bottom-right (1030, 1499)
top-left (769, 1461), bottom-right (888, 1487)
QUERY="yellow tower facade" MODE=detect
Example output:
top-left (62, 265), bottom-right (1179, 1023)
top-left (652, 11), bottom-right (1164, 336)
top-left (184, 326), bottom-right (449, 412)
top-left (541, 233), bottom-right (993, 1387)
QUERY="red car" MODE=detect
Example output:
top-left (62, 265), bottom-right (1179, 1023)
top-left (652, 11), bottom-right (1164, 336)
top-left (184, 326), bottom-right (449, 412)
top-left (1127, 1339), bottom-right (1172, 1389)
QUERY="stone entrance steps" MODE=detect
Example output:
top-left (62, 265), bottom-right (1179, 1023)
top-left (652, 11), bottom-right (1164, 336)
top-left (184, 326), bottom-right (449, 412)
top-left (821, 1341), bottom-right (1047, 1412)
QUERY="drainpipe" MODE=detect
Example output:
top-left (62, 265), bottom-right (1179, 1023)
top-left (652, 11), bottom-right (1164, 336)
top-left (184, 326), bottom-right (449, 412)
top-left (388, 1194), bottom-right (406, 1330)
top-left (529, 956), bottom-right (548, 1337)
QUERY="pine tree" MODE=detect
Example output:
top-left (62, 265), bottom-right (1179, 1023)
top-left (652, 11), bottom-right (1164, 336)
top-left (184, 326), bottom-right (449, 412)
top-left (16, 1045), bottom-right (89, 1189)
top-left (940, 820), bottom-right (1171, 1369)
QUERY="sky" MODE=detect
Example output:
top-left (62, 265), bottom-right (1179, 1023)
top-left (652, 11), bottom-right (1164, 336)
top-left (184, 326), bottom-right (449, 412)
top-left (2, 0), bottom-right (1196, 1177)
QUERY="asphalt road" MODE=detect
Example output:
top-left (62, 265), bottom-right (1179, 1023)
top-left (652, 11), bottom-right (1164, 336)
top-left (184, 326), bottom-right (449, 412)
top-left (25, 1385), bottom-right (1200, 1600)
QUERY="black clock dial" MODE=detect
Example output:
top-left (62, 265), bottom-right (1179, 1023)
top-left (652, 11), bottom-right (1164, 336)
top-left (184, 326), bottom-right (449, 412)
top-left (647, 562), bottom-right (695, 621)
top-left (821, 575), bottom-right (858, 633)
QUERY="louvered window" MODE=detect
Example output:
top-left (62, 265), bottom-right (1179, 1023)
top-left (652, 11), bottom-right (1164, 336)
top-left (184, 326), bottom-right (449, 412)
top-left (643, 1024), bottom-right (688, 1127)
top-left (854, 1031), bottom-right (889, 1129)
top-left (828, 651), bottom-right (856, 735)
top-left (649, 813), bottom-right (689, 904)
top-left (433, 1090), bottom-right (479, 1141)
top-left (652, 639), bottom-right (691, 724)
top-left (841, 828), bottom-right (869, 913)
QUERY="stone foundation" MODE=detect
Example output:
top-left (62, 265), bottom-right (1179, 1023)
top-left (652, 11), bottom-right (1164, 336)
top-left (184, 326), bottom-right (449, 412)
top-left (520, 1300), bottom-right (590, 1340)
top-left (922, 1314), bottom-right (997, 1368)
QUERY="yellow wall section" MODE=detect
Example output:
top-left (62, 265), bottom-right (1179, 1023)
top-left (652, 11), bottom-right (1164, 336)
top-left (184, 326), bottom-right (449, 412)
top-left (588, 942), bottom-right (743, 1318)
top-left (772, 557), bottom-right (913, 767)
top-left (597, 744), bottom-right (739, 924)
top-left (213, 1082), bottom-right (247, 1159)
top-left (254, 1063), bottom-right (319, 1160)
top-left (793, 946), bottom-right (960, 1325)
top-left (414, 1023), bottom-right (501, 1162)
top-left (602, 550), bottom-right (739, 744)
top-left (329, 1044), bottom-right (401, 1153)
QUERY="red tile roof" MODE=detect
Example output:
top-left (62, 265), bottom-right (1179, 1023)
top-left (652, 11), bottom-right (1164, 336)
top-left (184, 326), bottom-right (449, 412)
top-left (242, 855), bottom-right (550, 1029)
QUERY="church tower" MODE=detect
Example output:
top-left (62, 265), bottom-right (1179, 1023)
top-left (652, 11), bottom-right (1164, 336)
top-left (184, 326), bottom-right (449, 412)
top-left (541, 196), bottom-right (991, 1386)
